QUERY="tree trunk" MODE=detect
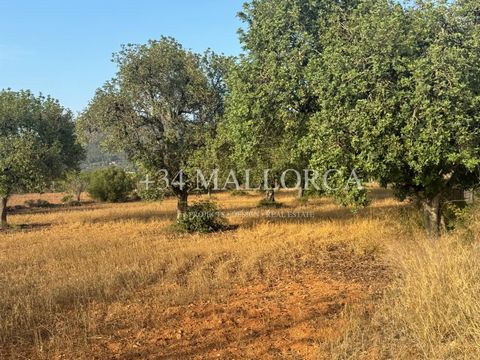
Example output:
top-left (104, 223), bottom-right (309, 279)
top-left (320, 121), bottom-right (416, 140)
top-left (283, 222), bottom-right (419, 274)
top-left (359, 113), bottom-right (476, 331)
top-left (0, 196), bottom-right (8, 229)
top-left (177, 191), bottom-right (188, 219)
top-left (265, 189), bottom-right (275, 202)
top-left (76, 190), bottom-right (82, 202)
top-left (297, 176), bottom-right (305, 199)
top-left (421, 194), bottom-right (444, 238)
top-left (297, 187), bottom-right (305, 199)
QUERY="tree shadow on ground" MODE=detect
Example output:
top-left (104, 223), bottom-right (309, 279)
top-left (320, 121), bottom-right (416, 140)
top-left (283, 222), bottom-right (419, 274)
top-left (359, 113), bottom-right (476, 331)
top-left (85, 209), bottom-right (175, 224)
top-left (7, 201), bottom-right (100, 215)
top-left (225, 202), bottom-right (410, 228)
top-left (0, 222), bottom-right (52, 233)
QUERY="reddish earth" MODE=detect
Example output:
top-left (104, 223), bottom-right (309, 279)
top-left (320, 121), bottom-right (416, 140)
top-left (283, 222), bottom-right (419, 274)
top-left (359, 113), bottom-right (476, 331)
top-left (1, 256), bottom-right (387, 360)
top-left (1, 266), bottom-right (385, 360)
top-left (89, 268), bottom-right (385, 360)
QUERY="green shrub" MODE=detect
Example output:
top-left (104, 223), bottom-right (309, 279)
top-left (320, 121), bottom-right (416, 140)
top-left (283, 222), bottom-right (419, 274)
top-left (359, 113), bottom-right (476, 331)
top-left (230, 189), bottom-right (250, 197)
top-left (137, 187), bottom-right (165, 202)
top-left (294, 196), bottom-right (309, 205)
top-left (61, 194), bottom-right (74, 203)
top-left (304, 187), bottom-right (326, 198)
top-left (87, 167), bottom-right (134, 203)
top-left (176, 201), bottom-right (228, 233)
top-left (60, 195), bottom-right (81, 207)
top-left (61, 171), bottom-right (90, 202)
top-left (443, 202), bottom-right (470, 230)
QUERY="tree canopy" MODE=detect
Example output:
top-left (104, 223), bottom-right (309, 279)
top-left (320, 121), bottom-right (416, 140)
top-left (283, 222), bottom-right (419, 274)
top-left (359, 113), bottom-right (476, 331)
top-left (305, 0), bottom-right (480, 235)
top-left (78, 37), bottom-right (230, 217)
top-left (219, 0), bottom-right (327, 200)
top-left (74, 0), bottom-right (480, 236)
top-left (0, 90), bottom-right (84, 227)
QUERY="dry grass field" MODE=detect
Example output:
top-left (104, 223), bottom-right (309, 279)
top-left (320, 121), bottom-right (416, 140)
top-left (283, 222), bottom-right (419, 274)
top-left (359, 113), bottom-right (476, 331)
top-left (0, 190), bottom-right (479, 359)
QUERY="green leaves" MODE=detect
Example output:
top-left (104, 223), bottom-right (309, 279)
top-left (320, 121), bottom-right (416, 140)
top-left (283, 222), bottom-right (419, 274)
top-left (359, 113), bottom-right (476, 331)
top-left (87, 167), bottom-right (134, 203)
top-left (306, 0), bottom-right (480, 204)
top-left (78, 37), bottom-right (229, 191)
top-left (78, 0), bottom-right (480, 212)
top-left (0, 90), bottom-right (84, 198)
top-left (221, 0), bottom-right (328, 183)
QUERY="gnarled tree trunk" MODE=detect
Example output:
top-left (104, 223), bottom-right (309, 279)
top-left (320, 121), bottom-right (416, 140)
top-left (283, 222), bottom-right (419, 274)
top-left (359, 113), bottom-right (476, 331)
top-left (0, 196), bottom-right (8, 229)
top-left (297, 175), bottom-right (305, 199)
top-left (421, 194), bottom-right (445, 238)
top-left (76, 190), bottom-right (82, 202)
top-left (265, 189), bottom-right (275, 202)
top-left (297, 187), bottom-right (305, 199)
top-left (176, 190), bottom-right (188, 219)
top-left (264, 177), bottom-right (277, 203)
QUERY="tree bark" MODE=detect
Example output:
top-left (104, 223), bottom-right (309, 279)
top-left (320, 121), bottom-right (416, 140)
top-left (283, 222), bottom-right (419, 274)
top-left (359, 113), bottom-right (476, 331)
top-left (0, 196), bottom-right (8, 229)
top-left (421, 194), bottom-right (445, 238)
top-left (265, 189), bottom-right (275, 202)
top-left (177, 190), bottom-right (188, 219)
top-left (76, 190), bottom-right (82, 202)
top-left (297, 176), bottom-right (305, 199)
top-left (297, 187), bottom-right (305, 199)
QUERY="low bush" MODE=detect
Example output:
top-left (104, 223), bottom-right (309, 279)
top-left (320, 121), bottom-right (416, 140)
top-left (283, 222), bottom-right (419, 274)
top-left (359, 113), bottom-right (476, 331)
top-left (87, 167), bottom-right (134, 203)
top-left (61, 194), bottom-right (74, 203)
top-left (176, 201), bottom-right (228, 233)
top-left (137, 187), bottom-right (165, 202)
top-left (443, 202), bottom-right (470, 231)
top-left (61, 171), bottom-right (90, 202)
top-left (230, 189), bottom-right (250, 197)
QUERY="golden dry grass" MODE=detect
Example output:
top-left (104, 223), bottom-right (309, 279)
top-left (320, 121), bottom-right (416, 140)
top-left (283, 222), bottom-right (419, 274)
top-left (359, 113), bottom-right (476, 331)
top-left (329, 207), bottom-right (480, 360)
top-left (1, 189), bottom-right (478, 359)
top-left (7, 193), bottom-right (71, 207)
top-left (0, 190), bottom-right (400, 358)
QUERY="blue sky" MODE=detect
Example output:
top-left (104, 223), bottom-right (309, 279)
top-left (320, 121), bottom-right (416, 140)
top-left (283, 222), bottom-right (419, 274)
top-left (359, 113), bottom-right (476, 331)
top-left (0, 1), bottom-right (245, 113)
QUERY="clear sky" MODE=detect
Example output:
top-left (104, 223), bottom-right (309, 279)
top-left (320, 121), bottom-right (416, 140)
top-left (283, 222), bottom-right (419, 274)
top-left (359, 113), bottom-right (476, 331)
top-left (0, 0), bottom-right (245, 113)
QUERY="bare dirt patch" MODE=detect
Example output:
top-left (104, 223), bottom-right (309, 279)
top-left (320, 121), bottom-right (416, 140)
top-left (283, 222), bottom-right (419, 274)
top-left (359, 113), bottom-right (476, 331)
top-left (89, 271), bottom-right (380, 360)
